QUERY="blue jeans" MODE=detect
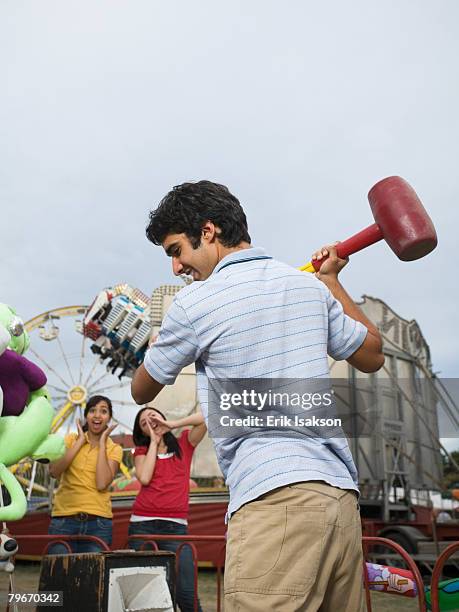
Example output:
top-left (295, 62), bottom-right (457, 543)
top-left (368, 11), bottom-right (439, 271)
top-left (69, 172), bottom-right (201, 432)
top-left (128, 519), bottom-right (202, 612)
top-left (48, 516), bottom-right (112, 554)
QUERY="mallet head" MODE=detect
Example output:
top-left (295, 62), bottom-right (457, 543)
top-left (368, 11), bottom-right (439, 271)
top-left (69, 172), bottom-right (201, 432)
top-left (368, 176), bottom-right (437, 261)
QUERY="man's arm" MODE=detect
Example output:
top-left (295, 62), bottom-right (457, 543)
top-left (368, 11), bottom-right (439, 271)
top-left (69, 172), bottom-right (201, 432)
top-left (131, 296), bottom-right (202, 405)
top-left (313, 244), bottom-right (385, 374)
top-left (131, 364), bottom-right (164, 405)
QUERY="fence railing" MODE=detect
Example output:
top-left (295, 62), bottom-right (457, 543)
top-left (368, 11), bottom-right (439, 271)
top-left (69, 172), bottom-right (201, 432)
top-left (124, 534), bottom-right (226, 612)
top-left (13, 533), bottom-right (111, 553)
top-left (429, 540), bottom-right (459, 612)
top-left (362, 536), bottom-right (427, 611)
top-left (12, 532), bottom-right (459, 612)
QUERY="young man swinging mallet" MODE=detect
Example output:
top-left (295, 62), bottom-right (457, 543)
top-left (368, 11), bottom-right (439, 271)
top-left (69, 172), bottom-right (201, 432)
top-left (132, 180), bottom-right (384, 612)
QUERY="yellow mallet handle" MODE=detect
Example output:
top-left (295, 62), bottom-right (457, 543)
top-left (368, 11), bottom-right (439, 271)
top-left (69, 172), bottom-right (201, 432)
top-left (299, 261), bottom-right (316, 273)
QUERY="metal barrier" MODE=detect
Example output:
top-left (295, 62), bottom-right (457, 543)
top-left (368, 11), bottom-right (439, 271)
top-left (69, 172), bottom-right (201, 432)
top-left (126, 534), bottom-right (429, 611)
top-left (12, 533), bottom-right (111, 553)
top-left (362, 536), bottom-right (427, 611)
top-left (430, 540), bottom-right (459, 612)
top-left (9, 533), bottom-right (434, 612)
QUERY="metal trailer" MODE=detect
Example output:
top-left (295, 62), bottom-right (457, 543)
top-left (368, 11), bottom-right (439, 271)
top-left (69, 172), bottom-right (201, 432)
top-left (341, 296), bottom-right (459, 571)
top-left (335, 295), bottom-right (445, 520)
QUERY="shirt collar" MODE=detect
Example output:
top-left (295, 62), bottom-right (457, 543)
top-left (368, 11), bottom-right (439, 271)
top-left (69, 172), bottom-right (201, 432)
top-left (83, 430), bottom-right (114, 448)
top-left (213, 246), bottom-right (272, 275)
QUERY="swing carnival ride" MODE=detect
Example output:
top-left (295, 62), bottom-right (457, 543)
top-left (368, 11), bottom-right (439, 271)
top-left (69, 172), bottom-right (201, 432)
top-left (24, 293), bottom-right (145, 435)
top-left (3, 282), bottom-right (459, 577)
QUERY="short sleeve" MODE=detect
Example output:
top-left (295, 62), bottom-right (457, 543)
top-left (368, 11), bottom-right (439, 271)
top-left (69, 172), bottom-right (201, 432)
top-left (143, 296), bottom-right (201, 385)
top-left (326, 289), bottom-right (368, 360)
top-left (179, 429), bottom-right (194, 453)
top-left (108, 443), bottom-right (123, 463)
top-left (64, 433), bottom-right (78, 449)
top-left (134, 446), bottom-right (148, 457)
top-left (178, 429), bottom-right (195, 464)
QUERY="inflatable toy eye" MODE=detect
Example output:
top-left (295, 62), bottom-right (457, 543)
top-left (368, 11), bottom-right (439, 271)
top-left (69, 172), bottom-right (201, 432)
top-left (0, 533), bottom-right (18, 574)
top-left (0, 533), bottom-right (18, 557)
top-left (9, 316), bottom-right (24, 337)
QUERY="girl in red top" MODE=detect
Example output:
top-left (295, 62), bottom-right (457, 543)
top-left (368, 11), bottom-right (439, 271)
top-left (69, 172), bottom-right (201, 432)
top-left (129, 407), bottom-right (206, 612)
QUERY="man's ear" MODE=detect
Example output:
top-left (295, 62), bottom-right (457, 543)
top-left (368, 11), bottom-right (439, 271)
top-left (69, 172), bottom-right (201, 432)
top-left (201, 221), bottom-right (219, 243)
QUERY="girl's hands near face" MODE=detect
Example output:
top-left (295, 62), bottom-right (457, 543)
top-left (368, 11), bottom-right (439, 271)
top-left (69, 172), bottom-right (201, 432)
top-left (149, 414), bottom-right (171, 437)
top-left (76, 419), bottom-right (86, 446)
top-left (99, 423), bottom-right (117, 446)
top-left (145, 418), bottom-right (156, 440)
top-left (145, 419), bottom-right (162, 446)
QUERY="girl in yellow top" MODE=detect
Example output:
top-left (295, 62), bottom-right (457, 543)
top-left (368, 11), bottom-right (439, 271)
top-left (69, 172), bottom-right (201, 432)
top-left (48, 395), bottom-right (122, 553)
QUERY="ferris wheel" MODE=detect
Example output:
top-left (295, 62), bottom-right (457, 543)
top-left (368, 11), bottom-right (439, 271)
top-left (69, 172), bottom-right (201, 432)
top-left (25, 304), bottom-right (139, 437)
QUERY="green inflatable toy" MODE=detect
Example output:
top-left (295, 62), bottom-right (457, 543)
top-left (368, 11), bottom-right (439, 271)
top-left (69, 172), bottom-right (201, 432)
top-left (425, 578), bottom-right (459, 611)
top-left (0, 304), bottom-right (65, 521)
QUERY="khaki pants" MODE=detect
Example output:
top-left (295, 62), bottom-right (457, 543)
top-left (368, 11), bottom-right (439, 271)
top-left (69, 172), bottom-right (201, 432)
top-left (224, 482), bottom-right (365, 612)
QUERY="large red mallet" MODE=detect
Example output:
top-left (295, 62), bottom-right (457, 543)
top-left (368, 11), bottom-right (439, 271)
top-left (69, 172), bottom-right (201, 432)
top-left (300, 176), bottom-right (437, 272)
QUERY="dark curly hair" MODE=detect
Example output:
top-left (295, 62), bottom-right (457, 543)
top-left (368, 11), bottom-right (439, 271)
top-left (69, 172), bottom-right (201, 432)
top-left (146, 180), bottom-right (251, 248)
top-left (133, 407), bottom-right (182, 459)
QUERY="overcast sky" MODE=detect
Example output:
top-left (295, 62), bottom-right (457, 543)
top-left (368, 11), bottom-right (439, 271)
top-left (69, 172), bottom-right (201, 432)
top-left (1, 2), bottom-right (458, 394)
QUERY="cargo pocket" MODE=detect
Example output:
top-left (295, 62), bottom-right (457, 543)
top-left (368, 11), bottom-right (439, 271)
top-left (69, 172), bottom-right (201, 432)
top-left (235, 504), bottom-right (325, 595)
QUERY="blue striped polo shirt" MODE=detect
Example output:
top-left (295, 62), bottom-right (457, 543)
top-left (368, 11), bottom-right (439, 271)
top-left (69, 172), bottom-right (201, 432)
top-left (144, 247), bottom-right (367, 518)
